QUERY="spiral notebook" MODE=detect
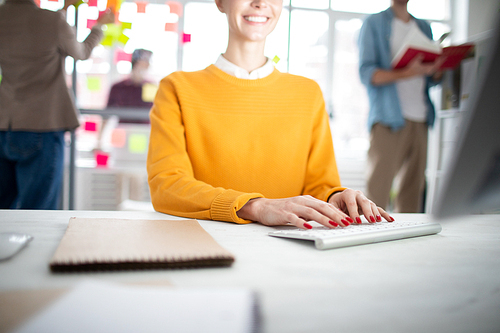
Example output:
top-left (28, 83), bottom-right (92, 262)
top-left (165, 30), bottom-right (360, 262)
top-left (49, 218), bottom-right (235, 272)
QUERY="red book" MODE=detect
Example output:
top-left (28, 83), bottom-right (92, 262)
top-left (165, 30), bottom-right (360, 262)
top-left (392, 44), bottom-right (474, 70)
top-left (391, 27), bottom-right (474, 70)
top-left (439, 44), bottom-right (475, 69)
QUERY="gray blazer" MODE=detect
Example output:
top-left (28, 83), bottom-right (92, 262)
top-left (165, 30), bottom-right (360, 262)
top-left (0, 0), bottom-right (103, 131)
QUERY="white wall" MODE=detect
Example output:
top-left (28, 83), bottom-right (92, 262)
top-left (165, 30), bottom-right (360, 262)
top-left (451, 0), bottom-right (500, 43)
top-left (468, 0), bottom-right (500, 37)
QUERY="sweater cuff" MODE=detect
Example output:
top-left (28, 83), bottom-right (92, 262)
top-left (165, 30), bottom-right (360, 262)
top-left (325, 187), bottom-right (347, 203)
top-left (211, 190), bottom-right (264, 224)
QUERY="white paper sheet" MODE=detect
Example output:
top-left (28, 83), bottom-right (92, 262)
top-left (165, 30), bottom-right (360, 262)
top-left (14, 280), bottom-right (258, 333)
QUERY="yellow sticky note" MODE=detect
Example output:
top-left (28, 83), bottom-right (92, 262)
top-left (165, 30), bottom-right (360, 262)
top-left (128, 133), bottom-right (148, 153)
top-left (121, 22), bottom-right (132, 30)
top-left (101, 35), bottom-right (114, 47)
top-left (87, 76), bottom-right (101, 91)
top-left (118, 33), bottom-right (130, 45)
top-left (105, 24), bottom-right (122, 38)
top-left (142, 83), bottom-right (158, 102)
top-left (272, 55), bottom-right (280, 64)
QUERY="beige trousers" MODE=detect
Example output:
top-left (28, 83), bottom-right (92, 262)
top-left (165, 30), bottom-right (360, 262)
top-left (365, 121), bottom-right (428, 213)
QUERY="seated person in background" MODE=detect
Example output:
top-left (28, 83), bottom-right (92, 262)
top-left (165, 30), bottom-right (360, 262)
top-left (147, 0), bottom-right (393, 230)
top-left (107, 48), bottom-right (153, 109)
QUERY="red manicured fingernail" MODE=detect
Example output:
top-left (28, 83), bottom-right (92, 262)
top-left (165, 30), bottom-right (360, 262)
top-left (304, 222), bottom-right (313, 229)
top-left (370, 216), bottom-right (375, 223)
top-left (341, 219), bottom-right (350, 226)
top-left (329, 220), bottom-right (339, 227)
top-left (346, 217), bottom-right (354, 223)
top-left (356, 217), bottom-right (362, 224)
top-left (376, 215), bottom-right (382, 222)
top-left (390, 216), bottom-right (395, 222)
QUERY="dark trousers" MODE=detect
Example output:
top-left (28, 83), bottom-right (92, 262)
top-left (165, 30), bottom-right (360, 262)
top-left (0, 130), bottom-right (65, 209)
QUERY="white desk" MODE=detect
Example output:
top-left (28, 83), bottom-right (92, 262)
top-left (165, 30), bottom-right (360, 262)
top-left (1, 210), bottom-right (500, 333)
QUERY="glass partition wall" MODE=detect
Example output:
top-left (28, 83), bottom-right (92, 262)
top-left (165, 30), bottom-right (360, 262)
top-left (52, 0), bottom-right (449, 152)
top-left (28, 0), bottom-right (450, 209)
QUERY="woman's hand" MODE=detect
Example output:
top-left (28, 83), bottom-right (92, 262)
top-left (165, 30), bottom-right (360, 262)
top-left (62, 0), bottom-right (79, 11)
top-left (328, 188), bottom-right (394, 224)
top-left (371, 55), bottom-right (445, 86)
top-left (237, 195), bottom-right (356, 230)
top-left (95, 8), bottom-right (115, 26)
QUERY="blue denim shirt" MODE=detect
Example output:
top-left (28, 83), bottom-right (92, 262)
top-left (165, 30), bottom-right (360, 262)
top-left (358, 8), bottom-right (437, 132)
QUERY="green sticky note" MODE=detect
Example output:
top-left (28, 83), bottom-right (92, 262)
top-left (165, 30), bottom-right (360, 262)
top-left (87, 76), bottom-right (101, 91)
top-left (128, 133), bottom-right (148, 153)
top-left (0, 75), bottom-right (2, 84)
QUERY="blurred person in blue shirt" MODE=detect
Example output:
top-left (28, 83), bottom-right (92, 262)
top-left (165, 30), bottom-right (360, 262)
top-left (358, 0), bottom-right (443, 213)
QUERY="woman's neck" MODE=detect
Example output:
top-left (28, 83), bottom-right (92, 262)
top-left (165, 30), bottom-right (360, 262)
top-left (223, 37), bottom-right (267, 73)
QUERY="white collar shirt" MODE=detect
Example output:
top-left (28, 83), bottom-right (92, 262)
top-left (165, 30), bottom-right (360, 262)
top-left (214, 54), bottom-right (275, 79)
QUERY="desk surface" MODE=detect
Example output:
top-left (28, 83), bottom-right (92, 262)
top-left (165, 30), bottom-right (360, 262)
top-left (1, 210), bottom-right (500, 333)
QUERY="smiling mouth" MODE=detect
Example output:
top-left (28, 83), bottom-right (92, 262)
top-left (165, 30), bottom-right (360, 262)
top-left (244, 16), bottom-right (269, 23)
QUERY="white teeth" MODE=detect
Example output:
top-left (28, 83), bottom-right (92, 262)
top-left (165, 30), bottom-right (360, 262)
top-left (245, 16), bottom-right (268, 23)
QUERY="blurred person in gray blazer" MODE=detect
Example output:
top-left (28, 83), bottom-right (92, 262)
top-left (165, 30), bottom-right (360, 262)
top-left (0, 0), bottom-right (114, 209)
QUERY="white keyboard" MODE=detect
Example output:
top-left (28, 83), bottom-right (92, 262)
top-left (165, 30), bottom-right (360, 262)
top-left (268, 221), bottom-right (442, 250)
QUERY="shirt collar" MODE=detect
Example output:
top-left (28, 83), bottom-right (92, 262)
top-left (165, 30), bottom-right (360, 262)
top-left (214, 55), bottom-right (275, 80)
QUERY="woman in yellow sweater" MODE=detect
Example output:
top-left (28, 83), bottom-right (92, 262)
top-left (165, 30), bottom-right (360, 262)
top-left (147, 0), bottom-right (393, 229)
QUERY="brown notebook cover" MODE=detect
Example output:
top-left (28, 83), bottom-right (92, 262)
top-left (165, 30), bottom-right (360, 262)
top-left (49, 218), bottom-right (235, 272)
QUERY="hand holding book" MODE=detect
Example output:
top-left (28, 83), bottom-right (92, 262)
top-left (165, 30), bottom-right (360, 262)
top-left (391, 27), bottom-right (474, 70)
top-left (393, 44), bottom-right (474, 70)
top-left (403, 53), bottom-right (446, 76)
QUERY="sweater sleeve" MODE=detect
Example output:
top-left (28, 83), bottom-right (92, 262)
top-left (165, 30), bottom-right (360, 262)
top-left (147, 76), bottom-right (264, 223)
top-left (56, 11), bottom-right (103, 61)
top-left (302, 87), bottom-right (346, 201)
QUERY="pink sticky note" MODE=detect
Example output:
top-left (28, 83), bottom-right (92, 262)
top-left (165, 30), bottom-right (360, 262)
top-left (114, 50), bottom-right (132, 63)
top-left (110, 128), bottom-right (127, 148)
top-left (95, 151), bottom-right (109, 167)
top-left (136, 1), bottom-right (147, 13)
top-left (84, 121), bottom-right (97, 132)
top-left (165, 22), bottom-right (178, 32)
top-left (88, 0), bottom-right (98, 6)
top-left (166, 1), bottom-right (182, 17)
top-left (87, 19), bottom-right (97, 29)
top-left (182, 33), bottom-right (191, 43)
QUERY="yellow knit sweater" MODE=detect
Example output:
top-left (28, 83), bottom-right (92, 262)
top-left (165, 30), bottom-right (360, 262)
top-left (147, 65), bottom-right (345, 223)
